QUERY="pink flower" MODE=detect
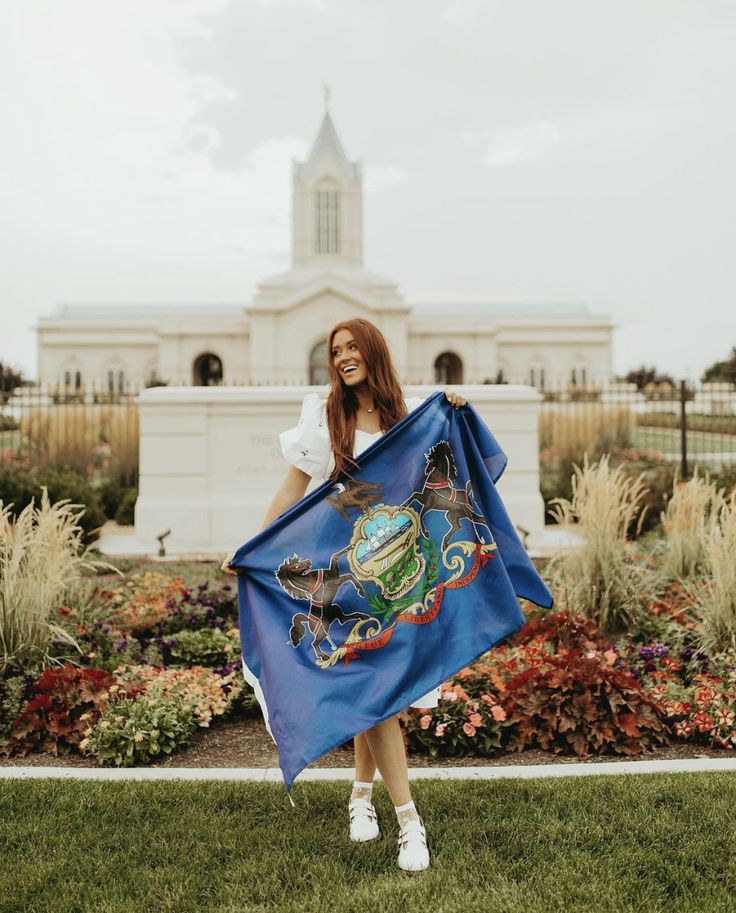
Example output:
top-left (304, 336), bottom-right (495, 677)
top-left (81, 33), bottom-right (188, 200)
top-left (435, 723), bottom-right (447, 738)
top-left (442, 690), bottom-right (458, 703)
top-left (463, 722), bottom-right (476, 737)
top-left (491, 705), bottom-right (507, 722)
top-left (419, 714), bottom-right (432, 730)
top-left (469, 712), bottom-right (483, 727)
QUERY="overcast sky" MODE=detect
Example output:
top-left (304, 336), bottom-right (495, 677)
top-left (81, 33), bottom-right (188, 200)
top-left (1, 0), bottom-right (734, 381)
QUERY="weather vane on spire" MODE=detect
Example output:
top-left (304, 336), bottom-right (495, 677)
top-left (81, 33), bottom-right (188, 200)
top-left (323, 82), bottom-right (330, 112)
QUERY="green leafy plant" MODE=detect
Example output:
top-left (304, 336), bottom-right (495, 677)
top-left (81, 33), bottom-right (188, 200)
top-left (168, 627), bottom-right (241, 667)
top-left (502, 649), bottom-right (669, 757)
top-left (1, 664), bottom-right (129, 758)
top-left (81, 693), bottom-right (196, 766)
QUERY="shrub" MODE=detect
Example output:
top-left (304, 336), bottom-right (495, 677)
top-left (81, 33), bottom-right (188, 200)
top-left (403, 677), bottom-right (509, 758)
top-left (0, 490), bottom-right (112, 675)
top-left (113, 663), bottom-right (243, 726)
top-left (0, 467), bottom-right (105, 544)
top-left (1, 664), bottom-right (133, 757)
top-left (81, 693), bottom-right (196, 766)
top-left (168, 627), bottom-right (241, 667)
top-left (114, 487), bottom-right (137, 526)
top-left (502, 648), bottom-right (669, 756)
top-left (106, 572), bottom-right (188, 632)
top-left (19, 403), bottom-right (138, 486)
top-left (0, 673), bottom-right (33, 741)
top-left (549, 455), bottom-right (649, 634)
top-left (37, 469), bottom-right (106, 542)
top-left (97, 479), bottom-right (124, 520)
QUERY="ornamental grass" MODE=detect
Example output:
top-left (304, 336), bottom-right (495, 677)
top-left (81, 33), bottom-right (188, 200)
top-left (548, 455), bottom-right (649, 635)
top-left (0, 490), bottom-right (113, 675)
top-left (660, 471), bottom-right (724, 580)
top-left (19, 403), bottom-right (138, 484)
top-left (692, 495), bottom-right (736, 653)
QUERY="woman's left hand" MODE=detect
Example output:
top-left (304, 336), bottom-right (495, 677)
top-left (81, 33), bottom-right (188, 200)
top-left (444, 389), bottom-right (467, 408)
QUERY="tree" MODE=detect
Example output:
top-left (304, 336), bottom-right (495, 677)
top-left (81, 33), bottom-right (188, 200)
top-left (623, 365), bottom-right (674, 391)
top-left (702, 347), bottom-right (736, 385)
top-left (0, 362), bottom-right (27, 395)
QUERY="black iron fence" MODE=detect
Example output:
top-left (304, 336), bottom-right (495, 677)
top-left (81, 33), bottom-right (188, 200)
top-left (1, 378), bottom-right (735, 489)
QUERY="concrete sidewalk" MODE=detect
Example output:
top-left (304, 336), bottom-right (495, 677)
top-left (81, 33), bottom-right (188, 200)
top-left (3, 757), bottom-right (736, 782)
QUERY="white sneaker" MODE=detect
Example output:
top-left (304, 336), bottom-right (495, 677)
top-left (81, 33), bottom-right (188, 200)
top-left (397, 817), bottom-right (430, 871)
top-left (349, 797), bottom-right (380, 842)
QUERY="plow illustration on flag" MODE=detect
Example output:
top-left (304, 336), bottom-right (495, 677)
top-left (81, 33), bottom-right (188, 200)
top-left (231, 392), bottom-right (553, 792)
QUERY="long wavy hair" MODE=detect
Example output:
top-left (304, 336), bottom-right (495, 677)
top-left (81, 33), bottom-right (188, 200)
top-left (325, 318), bottom-right (407, 479)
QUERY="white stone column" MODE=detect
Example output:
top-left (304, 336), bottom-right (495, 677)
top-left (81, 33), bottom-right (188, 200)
top-left (134, 385), bottom-right (545, 555)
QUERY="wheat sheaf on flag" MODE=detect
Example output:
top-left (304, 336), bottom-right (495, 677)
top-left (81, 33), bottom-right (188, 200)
top-left (231, 392), bottom-right (553, 791)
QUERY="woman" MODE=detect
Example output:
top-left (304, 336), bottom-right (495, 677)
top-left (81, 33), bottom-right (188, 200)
top-left (222, 317), bottom-right (466, 873)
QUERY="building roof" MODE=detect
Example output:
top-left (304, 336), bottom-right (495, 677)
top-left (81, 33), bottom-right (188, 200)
top-left (412, 302), bottom-right (592, 317)
top-left (46, 304), bottom-right (245, 321)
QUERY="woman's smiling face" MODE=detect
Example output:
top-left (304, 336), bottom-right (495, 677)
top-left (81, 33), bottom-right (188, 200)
top-left (331, 328), bottom-right (369, 386)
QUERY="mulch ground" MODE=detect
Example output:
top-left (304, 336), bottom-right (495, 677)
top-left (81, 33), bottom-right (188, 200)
top-left (1, 710), bottom-right (730, 769)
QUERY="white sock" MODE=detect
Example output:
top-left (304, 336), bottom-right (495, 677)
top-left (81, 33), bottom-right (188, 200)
top-left (351, 780), bottom-right (374, 803)
top-left (394, 799), bottom-right (420, 828)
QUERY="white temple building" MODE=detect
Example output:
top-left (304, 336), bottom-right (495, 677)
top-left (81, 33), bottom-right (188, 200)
top-left (36, 111), bottom-right (614, 392)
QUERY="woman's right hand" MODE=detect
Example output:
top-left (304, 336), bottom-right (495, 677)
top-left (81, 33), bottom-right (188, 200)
top-left (220, 552), bottom-right (237, 575)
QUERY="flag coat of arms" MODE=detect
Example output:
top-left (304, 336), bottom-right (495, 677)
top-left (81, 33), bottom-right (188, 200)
top-left (231, 392), bottom-right (553, 791)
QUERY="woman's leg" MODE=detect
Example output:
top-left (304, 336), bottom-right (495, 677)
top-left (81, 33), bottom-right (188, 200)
top-left (364, 714), bottom-right (429, 870)
top-left (362, 715), bottom-right (412, 808)
top-left (353, 731), bottom-right (377, 784)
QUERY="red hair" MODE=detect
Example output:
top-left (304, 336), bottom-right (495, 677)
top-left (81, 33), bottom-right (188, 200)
top-left (325, 318), bottom-right (407, 479)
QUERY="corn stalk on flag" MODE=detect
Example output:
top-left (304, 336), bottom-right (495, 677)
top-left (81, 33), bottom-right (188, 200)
top-left (231, 392), bottom-right (553, 791)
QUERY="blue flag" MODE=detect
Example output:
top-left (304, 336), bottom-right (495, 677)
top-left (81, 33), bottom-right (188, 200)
top-left (231, 392), bottom-right (553, 791)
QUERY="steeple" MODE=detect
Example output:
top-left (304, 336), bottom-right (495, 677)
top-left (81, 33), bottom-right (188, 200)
top-left (292, 103), bottom-right (363, 269)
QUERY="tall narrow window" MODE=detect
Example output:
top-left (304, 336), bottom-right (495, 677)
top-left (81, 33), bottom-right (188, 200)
top-left (315, 189), bottom-right (340, 254)
top-left (309, 339), bottom-right (328, 385)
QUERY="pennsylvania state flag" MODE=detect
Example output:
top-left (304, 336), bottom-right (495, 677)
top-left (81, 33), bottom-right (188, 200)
top-left (231, 392), bottom-right (553, 791)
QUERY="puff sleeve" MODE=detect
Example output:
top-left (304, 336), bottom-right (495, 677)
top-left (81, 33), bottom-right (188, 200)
top-left (278, 393), bottom-right (332, 480)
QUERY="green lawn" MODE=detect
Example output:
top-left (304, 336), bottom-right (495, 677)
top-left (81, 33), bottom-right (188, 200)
top-left (632, 427), bottom-right (736, 460)
top-left (2, 773), bottom-right (735, 913)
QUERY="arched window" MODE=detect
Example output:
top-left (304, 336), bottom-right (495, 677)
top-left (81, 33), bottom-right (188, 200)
top-left (434, 352), bottom-right (463, 385)
top-left (193, 353), bottom-right (223, 386)
top-left (107, 369), bottom-right (125, 394)
top-left (315, 188), bottom-right (340, 254)
top-left (529, 367), bottom-right (545, 390)
top-left (309, 338), bottom-right (328, 385)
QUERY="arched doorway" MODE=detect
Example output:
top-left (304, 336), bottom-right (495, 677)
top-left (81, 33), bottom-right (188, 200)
top-left (309, 339), bottom-right (328, 385)
top-left (193, 353), bottom-right (223, 386)
top-left (434, 351), bottom-right (463, 385)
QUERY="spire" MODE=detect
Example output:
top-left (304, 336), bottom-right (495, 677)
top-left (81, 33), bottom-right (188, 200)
top-left (295, 97), bottom-right (358, 181)
top-left (291, 100), bottom-right (363, 268)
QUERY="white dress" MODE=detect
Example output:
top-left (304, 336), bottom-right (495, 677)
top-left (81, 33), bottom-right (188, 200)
top-left (279, 393), bottom-right (441, 710)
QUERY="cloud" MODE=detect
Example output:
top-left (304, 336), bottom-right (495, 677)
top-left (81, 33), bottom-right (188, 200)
top-left (463, 122), bottom-right (563, 167)
top-left (364, 164), bottom-right (409, 195)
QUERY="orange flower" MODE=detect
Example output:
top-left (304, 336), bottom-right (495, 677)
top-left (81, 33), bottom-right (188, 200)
top-left (491, 705), bottom-right (507, 722)
top-left (462, 722), bottom-right (476, 737)
top-left (468, 712), bottom-right (483, 727)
